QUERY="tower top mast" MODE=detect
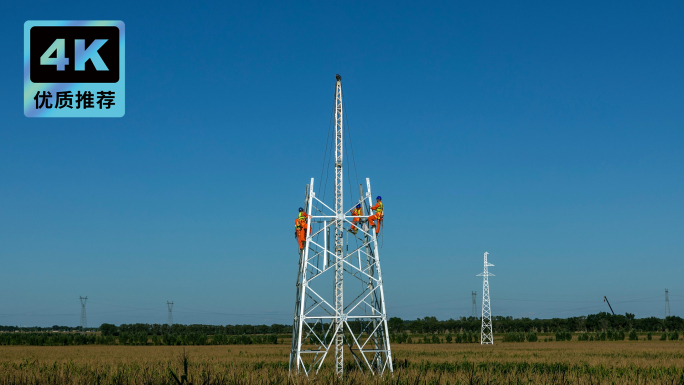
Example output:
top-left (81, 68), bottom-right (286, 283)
top-left (333, 74), bottom-right (344, 376)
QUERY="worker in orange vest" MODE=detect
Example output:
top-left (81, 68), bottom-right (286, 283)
top-left (368, 196), bottom-right (383, 235)
top-left (350, 204), bottom-right (363, 234)
top-left (295, 207), bottom-right (308, 250)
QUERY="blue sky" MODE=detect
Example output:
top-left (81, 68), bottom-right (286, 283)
top-left (1, 1), bottom-right (683, 327)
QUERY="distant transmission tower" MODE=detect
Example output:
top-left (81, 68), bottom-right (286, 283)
top-left (471, 291), bottom-right (477, 318)
top-left (79, 296), bottom-right (87, 330)
top-left (477, 252), bottom-right (494, 345)
top-left (665, 289), bottom-right (670, 318)
top-left (167, 301), bottom-right (174, 326)
top-left (290, 75), bottom-right (392, 377)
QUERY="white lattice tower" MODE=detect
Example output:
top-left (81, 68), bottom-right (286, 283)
top-left (79, 296), bottom-right (87, 330)
top-left (477, 252), bottom-right (494, 344)
top-left (289, 75), bottom-right (393, 378)
top-left (167, 301), bottom-right (174, 326)
top-left (665, 289), bottom-right (670, 318)
top-left (471, 291), bottom-right (477, 318)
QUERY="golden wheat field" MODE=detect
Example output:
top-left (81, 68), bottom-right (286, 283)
top-left (1, 341), bottom-right (684, 384)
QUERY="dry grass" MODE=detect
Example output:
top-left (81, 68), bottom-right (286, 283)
top-left (393, 340), bottom-right (684, 368)
top-left (1, 341), bottom-right (683, 384)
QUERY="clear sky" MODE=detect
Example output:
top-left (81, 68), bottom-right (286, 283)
top-left (1, 1), bottom-right (683, 327)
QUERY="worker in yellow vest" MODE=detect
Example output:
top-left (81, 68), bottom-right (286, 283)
top-left (368, 196), bottom-right (383, 235)
top-left (350, 204), bottom-right (363, 234)
top-left (295, 207), bottom-right (308, 250)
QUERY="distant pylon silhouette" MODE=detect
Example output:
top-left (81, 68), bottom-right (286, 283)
top-left (477, 252), bottom-right (494, 345)
top-left (79, 296), bottom-right (87, 329)
top-left (471, 291), bottom-right (477, 318)
top-left (167, 301), bottom-right (174, 326)
top-left (665, 289), bottom-right (670, 318)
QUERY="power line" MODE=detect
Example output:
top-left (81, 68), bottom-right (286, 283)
top-left (518, 305), bottom-right (606, 318)
top-left (341, 89), bottom-right (360, 189)
top-left (88, 300), bottom-right (164, 312)
top-left (317, 90), bottom-right (335, 204)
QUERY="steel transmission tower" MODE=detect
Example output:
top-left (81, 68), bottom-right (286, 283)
top-left (167, 301), bottom-right (174, 326)
top-left (471, 291), bottom-right (477, 318)
top-left (290, 75), bottom-right (393, 377)
top-left (665, 289), bottom-right (670, 318)
top-left (477, 252), bottom-right (494, 345)
top-left (79, 296), bottom-right (87, 330)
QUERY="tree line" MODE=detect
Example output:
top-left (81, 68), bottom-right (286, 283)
top-left (1, 312), bottom-right (681, 335)
top-left (0, 332), bottom-right (280, 346)
top-left (391, 313), bottom-right (684, 334)
top-left (99, 323), bottom-right (290, 336)
top-left (0, 325), bottom-right (95, 333)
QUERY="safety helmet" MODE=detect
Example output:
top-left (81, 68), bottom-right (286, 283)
top-left (356, 204), bottom-right (361, 209)
top-left (376, 196), bottom-right (382, 201)
top-left (298, 207), bottom-right (304, 212)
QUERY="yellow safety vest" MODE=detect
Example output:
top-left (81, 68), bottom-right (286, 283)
top-left (374, 202), bottom-right (383, 215)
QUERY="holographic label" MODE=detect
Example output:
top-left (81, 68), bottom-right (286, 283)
top-left (24, 20), bottom-right (125, 118)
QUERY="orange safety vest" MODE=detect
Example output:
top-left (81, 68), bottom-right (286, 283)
top-left (371, 201), bottom-right (383, 216)
top-left (352, 207), bottom-right (363, 217)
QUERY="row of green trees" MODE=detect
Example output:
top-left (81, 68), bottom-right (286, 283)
top-left (100, 323), bottom-right (290, 336)
top-left (391, 313), bottom-right (684, 334)
top-left (0, 333), bottom-right (280, 346)
top-left (2, 312), bottom-right (681, 335)
top-left (660, 331), bottom-right (680, 340)
top-left (0, 333), bottom-right (115, 346)
top-left (304, 329), bottom-right (684, 345)
top-left (391, 332), bottom-right (482, 344)
top-left (577, 330), bottom-right (627, 341)
top-left (0, 325), bottom-right (95, 333)
top-left (502, 332), bottom-right (539, 342)
top-left (499, 330), bottom-right (684, 342)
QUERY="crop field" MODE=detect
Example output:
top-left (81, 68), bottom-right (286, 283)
top-left (1, 340), bottom-right (684, 384)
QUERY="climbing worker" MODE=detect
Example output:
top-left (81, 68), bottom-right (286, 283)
top-left (350, 204), bottom-right (363, 234)
top-left (295, 207), bottom-right (308, 250)
top-left (368, 196), bottom-right (383, 235)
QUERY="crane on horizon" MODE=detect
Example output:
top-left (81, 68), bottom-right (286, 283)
top-left (603, 296), bottom-right (615, 315)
